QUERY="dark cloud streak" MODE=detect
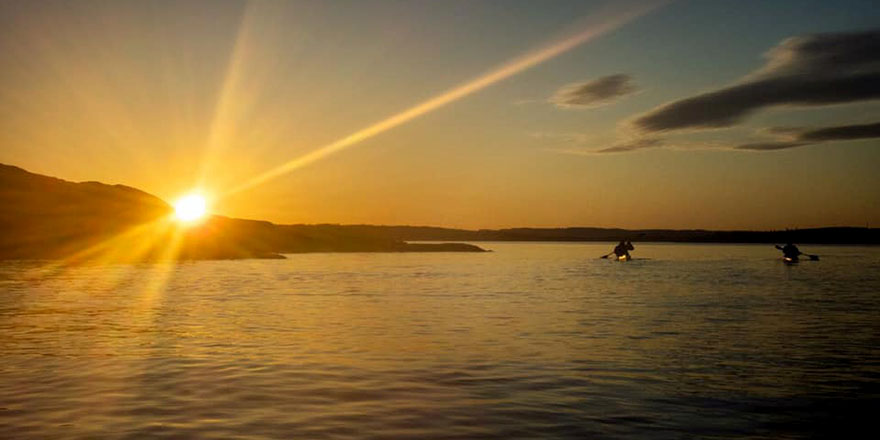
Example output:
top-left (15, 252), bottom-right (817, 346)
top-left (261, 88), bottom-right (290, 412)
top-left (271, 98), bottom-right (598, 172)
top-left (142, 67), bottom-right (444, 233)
top-left (633, 29), bottom-right (880, 132)
top-left (736, 121), bottom-right (880, 151)
top-left (800, 121), bottom-right (880, 141)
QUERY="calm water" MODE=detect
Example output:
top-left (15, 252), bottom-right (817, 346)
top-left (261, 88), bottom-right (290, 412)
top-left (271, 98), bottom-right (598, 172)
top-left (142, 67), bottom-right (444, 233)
top-left (1, 243), bottom-right (878, 439)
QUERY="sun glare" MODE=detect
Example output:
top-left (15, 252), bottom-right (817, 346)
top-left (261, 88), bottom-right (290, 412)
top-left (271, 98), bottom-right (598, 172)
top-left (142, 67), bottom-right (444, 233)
top-left (174, 194), bottom-right (208, 223)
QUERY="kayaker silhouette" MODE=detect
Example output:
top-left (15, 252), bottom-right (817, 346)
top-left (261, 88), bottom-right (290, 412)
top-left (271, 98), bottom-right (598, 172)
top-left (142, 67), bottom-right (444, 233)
top-left (612, 240), bottom-right (634, 261)
top-left (776, 242), bottom-right (801, 260)
top-left (775, 242), bottom-right (819, 262)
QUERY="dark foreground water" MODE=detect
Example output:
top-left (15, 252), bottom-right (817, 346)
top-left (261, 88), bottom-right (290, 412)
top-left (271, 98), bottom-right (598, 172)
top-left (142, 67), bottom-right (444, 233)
top-left (1, 243), bottom-right (878, 439)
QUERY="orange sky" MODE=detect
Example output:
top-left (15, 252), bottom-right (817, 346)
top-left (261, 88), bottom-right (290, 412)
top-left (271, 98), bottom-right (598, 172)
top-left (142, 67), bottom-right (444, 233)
top-left (1, 1), bottom-right (877, 230)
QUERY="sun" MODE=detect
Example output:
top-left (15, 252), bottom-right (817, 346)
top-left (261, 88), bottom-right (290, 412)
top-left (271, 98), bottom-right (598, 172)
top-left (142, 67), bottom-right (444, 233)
top-left (173, 193), bottom-right (208, 223)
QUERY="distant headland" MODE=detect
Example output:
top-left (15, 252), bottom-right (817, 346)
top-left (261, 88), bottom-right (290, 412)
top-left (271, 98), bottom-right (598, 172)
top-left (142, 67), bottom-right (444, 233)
top-left (0, 163), bottom-right (875, 262)
top-left (345, 225), bottom-right (878, 245)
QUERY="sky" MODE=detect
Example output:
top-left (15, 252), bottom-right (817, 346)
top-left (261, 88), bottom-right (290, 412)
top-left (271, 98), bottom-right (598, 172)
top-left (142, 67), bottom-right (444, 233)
top-left (0, 0), bottom-right (878, 230)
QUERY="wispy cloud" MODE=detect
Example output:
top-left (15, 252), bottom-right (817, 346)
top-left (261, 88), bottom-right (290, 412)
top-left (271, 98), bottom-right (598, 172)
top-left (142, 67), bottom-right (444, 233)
top-left (595, 137), bottom-right (661, 153)
top-left (550, 74), bottom-right (638, 108)
top-left (531, 131), bottom-right (595, 144)
top-left (632, 29), bottom-right (880, 132)
top-left (545, 137), bottom-right (663, 155)
top-left (735, 141), bottom-right (809, 151)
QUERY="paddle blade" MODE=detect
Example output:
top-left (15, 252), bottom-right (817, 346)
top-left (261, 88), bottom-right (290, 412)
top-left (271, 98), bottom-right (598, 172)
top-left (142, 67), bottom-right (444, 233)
top-left (808, 254), bottom-right (820, 261)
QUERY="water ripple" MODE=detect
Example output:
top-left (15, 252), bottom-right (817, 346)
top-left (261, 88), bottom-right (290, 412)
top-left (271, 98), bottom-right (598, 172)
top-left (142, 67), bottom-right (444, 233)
top-left (1, 243), bottom-right (878, 438)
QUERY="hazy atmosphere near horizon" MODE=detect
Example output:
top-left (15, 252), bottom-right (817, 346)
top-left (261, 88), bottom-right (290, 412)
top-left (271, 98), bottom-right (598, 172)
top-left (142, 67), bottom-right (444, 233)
top-left (1, 0), bottom-right (878, 230)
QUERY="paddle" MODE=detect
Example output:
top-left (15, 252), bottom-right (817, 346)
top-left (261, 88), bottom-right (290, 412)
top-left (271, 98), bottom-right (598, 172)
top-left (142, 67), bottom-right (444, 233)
top-left (599, 252), bottom-right (615, 259)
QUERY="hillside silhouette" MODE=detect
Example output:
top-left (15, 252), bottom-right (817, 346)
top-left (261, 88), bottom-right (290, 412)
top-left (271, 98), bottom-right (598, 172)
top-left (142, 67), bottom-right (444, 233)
top-left (0, 163), bottom-right (485, 261)
top-left (0, 163), bottom-right (172, 259)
